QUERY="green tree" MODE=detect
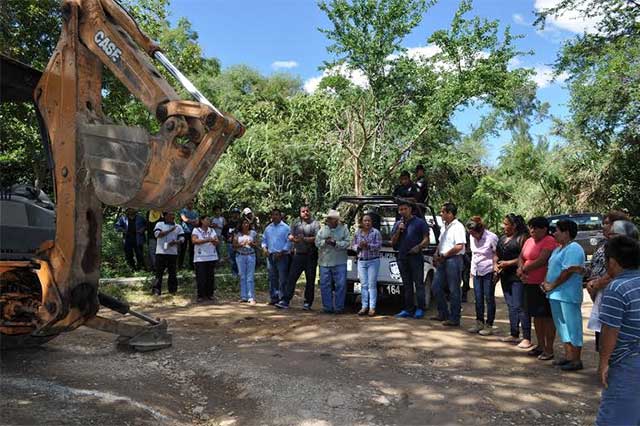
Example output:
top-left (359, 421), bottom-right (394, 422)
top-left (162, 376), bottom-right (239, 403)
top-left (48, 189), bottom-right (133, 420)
top-left (317, 0), bottom-right (532, 197)
top-left (535, 0), bottom-right (640, 216)
top-left (196, 66), bottom-right (336, 216)
top-left (0, 0), bottom-right (206, 190)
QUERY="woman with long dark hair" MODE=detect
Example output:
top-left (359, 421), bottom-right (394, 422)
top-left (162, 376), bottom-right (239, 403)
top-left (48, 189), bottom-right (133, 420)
top-left (495, 214), bottom-right (531, 347)
top-left (233, 218), bottom-right (259, 305)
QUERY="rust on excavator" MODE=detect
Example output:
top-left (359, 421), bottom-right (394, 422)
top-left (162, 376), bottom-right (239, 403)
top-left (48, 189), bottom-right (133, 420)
top-left (0, 0), bottom-right (244, 350)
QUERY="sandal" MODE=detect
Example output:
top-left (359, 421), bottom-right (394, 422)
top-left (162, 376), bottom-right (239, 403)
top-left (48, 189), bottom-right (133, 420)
top-left (517, 340), bottom-right (533, 349)
top-left (368, 309), bottom-right (376, 317)
top-left (527, 347), bottom-right (543, 357)
top-left (537, 352), bottom-right (554, 361)
top-left (501, 336), bottom-right (519, 343)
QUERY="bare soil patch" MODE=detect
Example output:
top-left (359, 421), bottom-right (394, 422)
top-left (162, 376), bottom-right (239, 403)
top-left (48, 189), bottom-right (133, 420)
top-left (0, 286), bottom-right (601, 425)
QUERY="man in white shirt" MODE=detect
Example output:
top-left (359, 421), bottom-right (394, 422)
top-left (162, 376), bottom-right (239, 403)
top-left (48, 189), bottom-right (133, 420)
top-left (431, 202), bottom-right (467, 326)
top-left (211, 207), bottom-right (225, 234)
top-left (153, 212), bottom-right (185, 295)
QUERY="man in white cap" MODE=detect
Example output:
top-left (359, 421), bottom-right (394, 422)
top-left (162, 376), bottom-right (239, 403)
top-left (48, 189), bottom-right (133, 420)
top-left (315, 209), bottom-right (351, 313)
top-left (242, 207), bottom-right (260, 230)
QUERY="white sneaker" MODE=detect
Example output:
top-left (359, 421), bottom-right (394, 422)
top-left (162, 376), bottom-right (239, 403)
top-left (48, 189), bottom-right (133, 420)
top-left (467, 321), bottom-right (484, 333)
top-left (479, 325), bottom-right (495, 336)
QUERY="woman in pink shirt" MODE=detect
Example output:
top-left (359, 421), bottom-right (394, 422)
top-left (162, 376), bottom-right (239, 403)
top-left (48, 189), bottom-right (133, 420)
top-left (518, 216), bottom-right (558, 360)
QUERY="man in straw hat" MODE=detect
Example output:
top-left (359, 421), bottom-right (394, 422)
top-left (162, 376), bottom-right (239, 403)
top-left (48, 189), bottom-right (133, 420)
top-left (316, 209), bottom-right (351, 314)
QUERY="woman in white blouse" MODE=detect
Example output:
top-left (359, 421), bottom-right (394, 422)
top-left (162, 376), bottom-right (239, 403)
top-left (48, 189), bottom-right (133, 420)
top-left (191, 216), bottom-right (219, 302)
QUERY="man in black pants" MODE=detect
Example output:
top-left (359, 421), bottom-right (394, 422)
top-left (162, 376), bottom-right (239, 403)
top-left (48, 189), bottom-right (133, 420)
top-left (114, 208), bottom-right (146, 271)
top-left (153, 212), bottom-right (184, 295)
top-left (283, 205), bottom-right (320, 310)
top-left (390, 200), bottom-right (430, 319)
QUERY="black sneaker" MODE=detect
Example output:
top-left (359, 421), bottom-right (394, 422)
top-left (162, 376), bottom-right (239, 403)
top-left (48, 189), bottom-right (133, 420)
top-left (275, 301), bottom-right (289, 309)
top-left (552, 358), bottom-right (570, 366)
top-left (560, 361), bottom-right (584, 371)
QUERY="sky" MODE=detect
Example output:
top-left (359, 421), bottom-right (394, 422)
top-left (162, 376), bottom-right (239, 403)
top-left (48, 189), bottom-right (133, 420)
top-left (167, 0), bottom-right (598, 165)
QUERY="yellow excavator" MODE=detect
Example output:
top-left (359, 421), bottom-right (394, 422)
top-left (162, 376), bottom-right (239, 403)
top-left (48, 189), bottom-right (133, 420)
top-left (0, 0), bottom-right (244, 351)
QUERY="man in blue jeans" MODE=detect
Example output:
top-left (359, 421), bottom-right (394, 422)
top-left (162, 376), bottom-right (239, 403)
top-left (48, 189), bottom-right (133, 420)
top-left (316, 209), bottom-right (351, 314)
top-left (431, 202), bottom-right (467, 326)
top-left (261, 208), bottom-right (291, 306)
top-left (596, 234), bottom-right (640, 426)
top-left (390, 200), bottom-right (430, 319)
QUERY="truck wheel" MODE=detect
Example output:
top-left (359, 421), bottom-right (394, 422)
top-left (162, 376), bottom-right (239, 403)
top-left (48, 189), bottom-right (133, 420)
top-left (424, 273), bottom-right (434, 309)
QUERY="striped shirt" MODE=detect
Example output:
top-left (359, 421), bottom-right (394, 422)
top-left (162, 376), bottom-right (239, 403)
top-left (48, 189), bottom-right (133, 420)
top-left (599, 269), bottom-right (640, 365)
top-left (352, 228), bottom-right (382, 260)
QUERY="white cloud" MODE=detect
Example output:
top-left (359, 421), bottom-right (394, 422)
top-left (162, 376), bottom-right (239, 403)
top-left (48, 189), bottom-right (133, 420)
top-left (303, 75), bottom-right (324, 93)
top-left (531, 64), bottom-right (569, 88)
top-left (303, 64), bottom-right (368, 93)
top-left (303, 44), bottom-right (498, 93)
top-left (534, 0), bottom-right (600, 34)
top-left (512, 13), bottom-right (526, 25)
top-left (404, 45), bottom-right (441, 61)
top-left (508, 57), bottom-right (523, 70)
top-left (271, 60), bottom-right (299, 70)
top-left (304, 45), bottom-right (444, 93)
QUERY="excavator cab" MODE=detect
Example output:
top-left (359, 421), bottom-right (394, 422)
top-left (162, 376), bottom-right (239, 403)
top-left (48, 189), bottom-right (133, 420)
top-left (0, 0), bottom-right (244, 351)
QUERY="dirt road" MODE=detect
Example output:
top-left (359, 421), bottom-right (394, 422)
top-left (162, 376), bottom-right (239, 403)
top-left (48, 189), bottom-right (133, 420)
top-left (1, 290), bottom-right (601, 425)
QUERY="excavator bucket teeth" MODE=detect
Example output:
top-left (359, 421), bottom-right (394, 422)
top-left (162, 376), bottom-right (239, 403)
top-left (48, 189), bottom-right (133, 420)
top-left (120, 320), bottom-right (172, 352)
top-left (78, 122), bottom-right (151, 206)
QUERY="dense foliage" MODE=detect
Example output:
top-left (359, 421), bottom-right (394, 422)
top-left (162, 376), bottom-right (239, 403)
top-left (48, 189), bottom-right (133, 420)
top-left (1, 0), bottom-right (638, 255)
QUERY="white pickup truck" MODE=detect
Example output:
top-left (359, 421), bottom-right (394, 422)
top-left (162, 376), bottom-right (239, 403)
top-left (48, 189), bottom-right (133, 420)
top-left (332, 196), bottom-right (443, 307)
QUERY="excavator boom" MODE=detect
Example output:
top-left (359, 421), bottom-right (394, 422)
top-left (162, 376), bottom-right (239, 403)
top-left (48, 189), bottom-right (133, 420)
top-left (0, 0), bottom-right (244, 349)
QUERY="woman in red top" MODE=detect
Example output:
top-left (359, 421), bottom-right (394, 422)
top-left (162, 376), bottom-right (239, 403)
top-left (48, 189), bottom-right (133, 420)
top-left (517, 216), bottom-right (558, 360)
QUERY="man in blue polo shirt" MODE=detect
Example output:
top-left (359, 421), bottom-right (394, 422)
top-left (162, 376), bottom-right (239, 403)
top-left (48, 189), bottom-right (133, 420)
top-left (262, 208), bottom-right (291, 306)
top-left (390, 200), bottom-right (430, 319)
top-left (596, 234), bottom-right (640, 426)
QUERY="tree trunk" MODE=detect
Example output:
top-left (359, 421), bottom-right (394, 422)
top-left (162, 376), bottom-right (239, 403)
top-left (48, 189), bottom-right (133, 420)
top-left (354, 158), bottom-right (363, 196)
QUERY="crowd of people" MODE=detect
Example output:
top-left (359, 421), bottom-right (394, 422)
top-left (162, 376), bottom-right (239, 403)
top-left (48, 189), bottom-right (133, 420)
top-left (113, 166), bottom-right (639, 426)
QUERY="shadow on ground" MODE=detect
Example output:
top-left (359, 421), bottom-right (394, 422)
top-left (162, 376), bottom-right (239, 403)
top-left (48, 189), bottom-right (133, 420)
top-left (0, 284), bottom-right (601, 426)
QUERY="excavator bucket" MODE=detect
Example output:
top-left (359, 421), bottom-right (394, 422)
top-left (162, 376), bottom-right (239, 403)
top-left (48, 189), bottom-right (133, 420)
top-left (84, 315), bottom-right (172, 352)
top-left (78, 113), bottom-right (240, 211)
top-left (78, 122), bottom-right (151, 207)
top-left (119, 321), bottom-right (172, 352)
